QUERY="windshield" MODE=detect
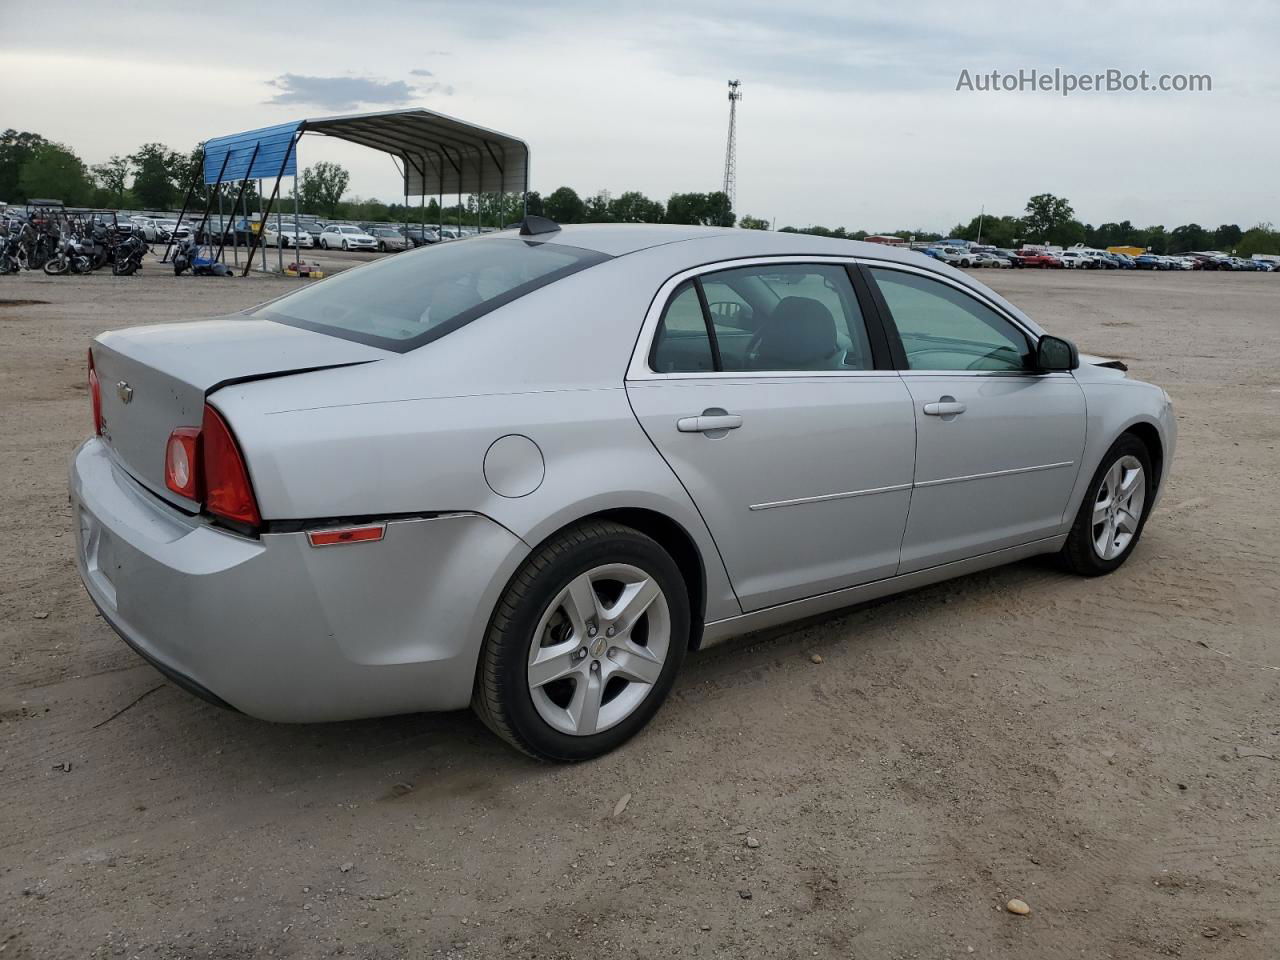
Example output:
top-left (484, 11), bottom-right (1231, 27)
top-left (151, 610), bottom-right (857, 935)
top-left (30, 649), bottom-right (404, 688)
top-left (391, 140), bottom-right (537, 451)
top-left (254, 236), bottom-right (610, 352)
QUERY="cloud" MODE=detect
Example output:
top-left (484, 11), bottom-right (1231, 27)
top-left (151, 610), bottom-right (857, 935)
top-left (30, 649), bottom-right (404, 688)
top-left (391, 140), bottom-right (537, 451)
top-left (265, 74), bottom-right (421, 110)
top-left (410, 68), bottom-right (434, 77)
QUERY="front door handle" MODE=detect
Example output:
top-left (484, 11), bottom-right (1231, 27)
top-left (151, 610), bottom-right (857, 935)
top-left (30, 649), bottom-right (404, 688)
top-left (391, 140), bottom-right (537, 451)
top-left (677, 412), bottom-right (743, 434)
top-left (923, 399), bottom-right (966, 417)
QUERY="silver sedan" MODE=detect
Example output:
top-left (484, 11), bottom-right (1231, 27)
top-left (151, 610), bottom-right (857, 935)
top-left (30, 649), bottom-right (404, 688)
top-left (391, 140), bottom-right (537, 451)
top-left (71, 220), bottom-right (1176, 760)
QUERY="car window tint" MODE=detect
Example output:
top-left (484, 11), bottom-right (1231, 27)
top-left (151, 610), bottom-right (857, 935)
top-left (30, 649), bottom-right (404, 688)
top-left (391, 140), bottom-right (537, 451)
top-left (869, 268), bottom-right (1031, 372)
top-left (704, 264), bottom-right (873, 372)
top-left (254, 237), bottom-right (609, 352)
top-left (650, 281), bottom-right (715, 373)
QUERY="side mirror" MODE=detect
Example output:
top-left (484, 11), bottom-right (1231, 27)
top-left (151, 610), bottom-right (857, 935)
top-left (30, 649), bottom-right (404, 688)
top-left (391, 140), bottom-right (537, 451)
top-left (1036, 334), bottom-right (1079, 372)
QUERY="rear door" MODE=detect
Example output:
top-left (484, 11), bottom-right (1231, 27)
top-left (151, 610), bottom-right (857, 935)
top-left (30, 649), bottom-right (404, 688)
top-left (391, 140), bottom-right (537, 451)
top-left (863, 264), bottom-right (1086, 572)
top-left (626, 260), bottom-right (916, 612)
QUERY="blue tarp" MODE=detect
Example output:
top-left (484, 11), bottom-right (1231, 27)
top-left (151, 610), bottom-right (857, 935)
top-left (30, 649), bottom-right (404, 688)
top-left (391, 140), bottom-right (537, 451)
top-left (203, 121), bottom-right (301, 184)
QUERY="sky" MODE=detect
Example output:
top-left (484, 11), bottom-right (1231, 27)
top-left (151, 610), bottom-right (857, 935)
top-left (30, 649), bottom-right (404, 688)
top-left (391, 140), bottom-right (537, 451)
top-left (3, 0), bottom-right (1277, 232)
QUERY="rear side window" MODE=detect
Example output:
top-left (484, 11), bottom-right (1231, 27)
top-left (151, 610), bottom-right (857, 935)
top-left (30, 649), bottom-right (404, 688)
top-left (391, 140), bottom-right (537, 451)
top-left (255, 237), bottom-right (609, 352)
top-left (650, 263), bottom-right (875, 373)
top-left (651, 281), bottom-right (715, 373)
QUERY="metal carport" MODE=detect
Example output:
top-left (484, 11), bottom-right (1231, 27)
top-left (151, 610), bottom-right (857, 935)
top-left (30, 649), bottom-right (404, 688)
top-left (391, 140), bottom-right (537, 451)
top-left (172, 108), bottom-right (530, 276)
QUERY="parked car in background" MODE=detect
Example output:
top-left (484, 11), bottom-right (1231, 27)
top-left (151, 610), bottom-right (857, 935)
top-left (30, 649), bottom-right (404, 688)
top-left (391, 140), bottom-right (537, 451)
top-left (1109, 253), bottom-right (1136, 269)
top-left (1059, 251), bottom-right (1092, 269)
top-left (319, 224), bottom-right (379, 251)
top-left (264, 225), bottom-right (315, 249)
top-left (71, 222), bottom-right (1176, 760)
top-left (1134, 254), bottom-right (1162, 270)
top-left (131, 216), bottom-right (170, 242)
top-left (1015, 251), bottom-right (1062, 268)
top-left (974, 252), bottom-right (1010, 268)
top-left (932, 245), bottom-right (977, 268)
top-left (992, 248), bottom-right (1023, 267)
top-left (368, 226), bottom-right (411, 252)
top-left (402, 226), bottom-right (440, 247)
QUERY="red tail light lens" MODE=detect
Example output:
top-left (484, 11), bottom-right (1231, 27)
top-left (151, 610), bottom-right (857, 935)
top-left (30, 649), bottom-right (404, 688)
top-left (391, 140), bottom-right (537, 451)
top-left (88, 349), bottom-right (103, 435)
top-left (164, 427), bottom-right (202, 499)
top-left (201, 405), bottom-right (261, 528)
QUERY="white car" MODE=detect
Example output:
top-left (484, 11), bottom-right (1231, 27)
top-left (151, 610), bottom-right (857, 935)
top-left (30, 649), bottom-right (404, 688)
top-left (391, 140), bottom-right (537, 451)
top-left (319, 225), bottom-right (378, 251)
top-left (1058, 251), bottom-right (1093, 269)
top-left (263, 225), bottom-right (315, 249)
top-left (933, 246), bottom-right (978, 268)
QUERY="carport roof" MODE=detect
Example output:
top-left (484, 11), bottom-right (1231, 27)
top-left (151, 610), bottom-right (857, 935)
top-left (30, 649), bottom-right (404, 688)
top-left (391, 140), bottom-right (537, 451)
top-left (202, 108), bottom-right (529, 196)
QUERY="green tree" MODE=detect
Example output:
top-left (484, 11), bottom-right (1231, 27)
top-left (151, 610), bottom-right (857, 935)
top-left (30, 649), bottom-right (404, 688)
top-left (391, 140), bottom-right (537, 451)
top-left (543, 186), bottom-right (585, 223)
top-left (92, 155), bottom-right (131, 207)
top-left (1, 130), bottom-right (49, 202)
top-left (609, 190), bottom-right (664, 223)
top-left (1235, 224), bottom-right (1280, 258)
top-left (1168, 223), bottom-right (1209, 253)
top-left (298, 161), bottom-right (350, 218)
top-left (523, 190), bottom-right (544, 217)
top-left (1139, 225), bottom-right (1168, 254)
top-left (739, 215), bottom-right (770, 230)
top-left (665, 191), bottom-right (734, 227)
top-left (583, 190), bottom-right (612, 222)
top-left (129, 142), bottom-right (183, 209)
top-left (1213, 224), bottom-right (1242, 250)
top-left (952, 213), bottom-right (1023, 247)
top-left (1022, 193), bottom-right (1074, 242)
top-left (18, 141), bottom-right (95, 205)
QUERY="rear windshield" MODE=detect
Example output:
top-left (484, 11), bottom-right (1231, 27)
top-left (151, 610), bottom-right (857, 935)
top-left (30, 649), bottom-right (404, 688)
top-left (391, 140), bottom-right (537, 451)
top-left (254, 236), bottom-right (609, 352)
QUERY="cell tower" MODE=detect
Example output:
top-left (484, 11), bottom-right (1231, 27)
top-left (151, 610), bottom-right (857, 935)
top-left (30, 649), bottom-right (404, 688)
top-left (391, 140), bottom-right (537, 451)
top-left (722, 80), bottom-right (742, 212)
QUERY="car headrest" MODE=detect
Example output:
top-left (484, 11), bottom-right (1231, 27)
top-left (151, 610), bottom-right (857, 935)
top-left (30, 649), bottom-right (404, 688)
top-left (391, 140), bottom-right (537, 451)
top-left (755, 296), bottom-right (838, 367)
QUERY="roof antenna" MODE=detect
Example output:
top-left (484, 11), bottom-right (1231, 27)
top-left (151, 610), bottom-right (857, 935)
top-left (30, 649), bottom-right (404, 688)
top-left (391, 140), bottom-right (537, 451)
top-left (519, 215), bottom-right (561, 236)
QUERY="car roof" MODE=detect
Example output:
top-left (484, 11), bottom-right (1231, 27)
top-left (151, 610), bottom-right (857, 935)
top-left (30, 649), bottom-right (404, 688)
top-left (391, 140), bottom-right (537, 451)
top-left (518, 223), bottom-right (1044, 336)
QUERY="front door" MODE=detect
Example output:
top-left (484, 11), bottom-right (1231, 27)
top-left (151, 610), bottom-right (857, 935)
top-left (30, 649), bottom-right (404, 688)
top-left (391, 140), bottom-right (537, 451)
top-left (627, 262), bottom-right (916, 612)
top-left (865, 265), bottom-right (1087, 572)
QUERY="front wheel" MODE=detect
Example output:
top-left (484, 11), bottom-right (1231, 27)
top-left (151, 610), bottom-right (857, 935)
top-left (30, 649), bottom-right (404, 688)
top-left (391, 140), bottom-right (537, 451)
top-left (473, 520), bottom-right (690, 761)
top-left (320, 239), bottom-right (328, 249)
top-left (1059, 434), bottom-right (1153, 576)
top-left (43, 255), bottom-right (69, 276)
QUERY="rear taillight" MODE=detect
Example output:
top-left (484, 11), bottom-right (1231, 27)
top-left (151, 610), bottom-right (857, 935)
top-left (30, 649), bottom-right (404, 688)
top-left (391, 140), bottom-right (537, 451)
top-left (88, 349), bottom-right (103, 435)
top-left (162, 405), bottom-right (261, 529)
top-left (164, 427), bottom-right (201, 499)
top-left (201, 404), bottom-right (261, 528)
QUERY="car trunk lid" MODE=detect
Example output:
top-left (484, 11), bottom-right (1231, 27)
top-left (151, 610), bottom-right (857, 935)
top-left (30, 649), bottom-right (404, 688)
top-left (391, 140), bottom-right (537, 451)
top-left (92, 316), bottom-right (386, 510)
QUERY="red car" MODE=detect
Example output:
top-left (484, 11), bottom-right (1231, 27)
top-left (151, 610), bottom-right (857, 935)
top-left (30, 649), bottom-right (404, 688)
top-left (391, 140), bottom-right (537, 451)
top-left (1016, 251), bottom-right (1063, 268)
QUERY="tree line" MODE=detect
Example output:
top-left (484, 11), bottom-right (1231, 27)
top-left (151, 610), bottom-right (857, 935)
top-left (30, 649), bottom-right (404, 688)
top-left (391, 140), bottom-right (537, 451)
top-left (3, 130), bottom-right (1274, 254)
top-left (783, 193), bottom-right (1277, 257)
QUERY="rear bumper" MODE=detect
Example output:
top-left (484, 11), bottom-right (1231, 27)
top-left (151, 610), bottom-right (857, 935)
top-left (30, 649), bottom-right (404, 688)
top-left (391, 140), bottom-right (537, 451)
top-left (70, 439), bottom-right (529, 722)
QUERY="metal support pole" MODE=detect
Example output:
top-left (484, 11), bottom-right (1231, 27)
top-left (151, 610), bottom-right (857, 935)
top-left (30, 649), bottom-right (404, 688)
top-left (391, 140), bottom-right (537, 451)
top-left (217, 142), bottom-right (258, 265)
top-left (294, 174), bottom-right (301, 279)
top-left (242, 133), bottom-right (298, 277)
top-left (172, 149), bottom-right (228, 264)
top-left (163, 161), bottom-right (203, 263)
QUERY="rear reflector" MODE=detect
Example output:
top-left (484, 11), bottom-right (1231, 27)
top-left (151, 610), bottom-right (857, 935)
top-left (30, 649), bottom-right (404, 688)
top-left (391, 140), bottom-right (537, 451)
top-left (88, 349), bottom-right (103, 436)
top-left (165, 427), bottom-right (202, 499)
top-left (307, 525), bottom-right (386, 547)
top-left (202, 405), bottom-right (261, 528)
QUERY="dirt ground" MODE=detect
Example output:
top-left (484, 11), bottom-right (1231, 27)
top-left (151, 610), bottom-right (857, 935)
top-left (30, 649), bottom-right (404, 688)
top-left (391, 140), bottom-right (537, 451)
top-left (1, 260), bottom-right (1277, 960)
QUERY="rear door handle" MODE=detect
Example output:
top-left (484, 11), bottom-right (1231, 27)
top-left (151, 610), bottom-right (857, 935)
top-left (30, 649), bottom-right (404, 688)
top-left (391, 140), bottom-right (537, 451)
top-left (923, 400), bottom-right (966, 417)
top-left (677, 413), bottom-right (743, 433)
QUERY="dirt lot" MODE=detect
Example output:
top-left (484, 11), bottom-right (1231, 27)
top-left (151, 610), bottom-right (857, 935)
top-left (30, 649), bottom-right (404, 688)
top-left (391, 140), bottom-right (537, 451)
top-left (1, 262), bottom-right (1277, 959)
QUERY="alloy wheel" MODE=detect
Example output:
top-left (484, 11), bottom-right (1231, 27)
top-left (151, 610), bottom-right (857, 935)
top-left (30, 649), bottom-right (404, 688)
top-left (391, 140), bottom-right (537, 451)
top-left (1092, 455), bottom-right (1146, 560)
top-left (526, 563), bottom-right (671, 737)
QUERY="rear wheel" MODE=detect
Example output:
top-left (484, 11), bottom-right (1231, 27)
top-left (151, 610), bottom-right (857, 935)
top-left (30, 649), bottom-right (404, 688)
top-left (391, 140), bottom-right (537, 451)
top-left (1060, 434), bottom-right (1153, 576)
top-left (473, 520), bottom-right (690, 761)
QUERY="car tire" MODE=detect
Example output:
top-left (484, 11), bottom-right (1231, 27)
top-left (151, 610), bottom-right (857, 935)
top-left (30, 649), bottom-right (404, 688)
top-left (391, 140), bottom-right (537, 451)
top-left (472, 520), bottom-right (690, 762)
top-left (1059, 433), bottom-right (1153, 577)
top-left (320, 239), bottom-right (327, 249)
top-left (341, 240), bottom-right (348, 251)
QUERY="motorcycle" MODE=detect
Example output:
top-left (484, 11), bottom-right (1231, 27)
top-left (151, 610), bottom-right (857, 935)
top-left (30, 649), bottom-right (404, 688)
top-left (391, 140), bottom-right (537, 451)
top-left (1, 219), bottom-right (35, 274)
top-left (42, 234), bottom-right (94, 275)
top-left (111, 233), bottom-right (149, 276)
top-left (172, 235), bottom-right (232, 277)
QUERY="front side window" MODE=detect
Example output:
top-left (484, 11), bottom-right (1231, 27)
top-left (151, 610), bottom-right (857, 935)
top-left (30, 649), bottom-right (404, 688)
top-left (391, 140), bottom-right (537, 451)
top-left (649, 263), bottom-right (875, 374)
top-left (255, 237), bottom-right (609, 351)
top-left (868, 268), bottom-right (1032, 372)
